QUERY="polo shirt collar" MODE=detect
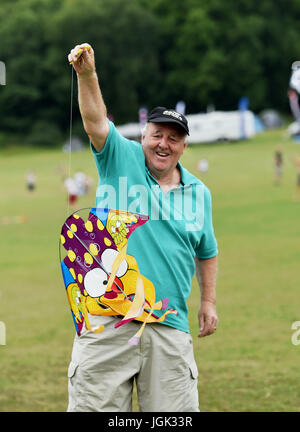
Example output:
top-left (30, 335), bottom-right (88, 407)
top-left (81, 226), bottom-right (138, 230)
top-left (177, 161), bottom-right (199, 186)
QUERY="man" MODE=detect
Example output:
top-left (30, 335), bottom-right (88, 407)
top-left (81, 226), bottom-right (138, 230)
top-left (67, 43), bottom-right (218, 412)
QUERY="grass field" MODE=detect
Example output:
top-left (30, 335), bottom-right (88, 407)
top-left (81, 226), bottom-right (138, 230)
top-left (0, 127), bottom-right (300, 412)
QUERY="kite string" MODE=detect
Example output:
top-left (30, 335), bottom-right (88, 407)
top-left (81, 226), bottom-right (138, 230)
top-left (67, 66), bottom-right (74, 216)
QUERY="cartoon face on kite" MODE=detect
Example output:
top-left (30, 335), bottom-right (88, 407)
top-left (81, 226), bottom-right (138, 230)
top-left (60, 208), bottom-right (178, 345)
top-left (106, 211), bottom-right (137, 249)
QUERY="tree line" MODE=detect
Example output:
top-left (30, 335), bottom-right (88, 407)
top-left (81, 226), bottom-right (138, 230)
top-left (0, 0), bottom-right (299, 146)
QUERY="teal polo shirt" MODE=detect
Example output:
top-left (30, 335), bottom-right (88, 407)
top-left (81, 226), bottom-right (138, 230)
top-left (91, 121), bottom-right (218, 333)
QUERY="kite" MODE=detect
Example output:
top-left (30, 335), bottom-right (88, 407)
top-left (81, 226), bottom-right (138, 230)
top-left (59, 207), bottom-right (178, 345)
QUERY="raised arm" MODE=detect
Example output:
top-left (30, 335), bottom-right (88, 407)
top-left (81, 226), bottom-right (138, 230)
top-left (68, 43), bottom-right (109, 152)
top-left (195, 255), bottom-right (218, 337)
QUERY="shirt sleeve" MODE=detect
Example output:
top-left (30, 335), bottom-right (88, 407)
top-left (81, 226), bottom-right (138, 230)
top-left (90, 121), bottom-right (135, 179)
top-left (195, 186), bottom-right (218, 259)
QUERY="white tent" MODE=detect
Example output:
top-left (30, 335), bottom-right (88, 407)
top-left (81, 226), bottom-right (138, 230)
top-left (186, 110), bottom-right (256, 144)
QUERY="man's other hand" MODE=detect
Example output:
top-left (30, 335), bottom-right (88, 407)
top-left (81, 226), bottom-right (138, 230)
top-left (198, 300), bottom-right (218, 337)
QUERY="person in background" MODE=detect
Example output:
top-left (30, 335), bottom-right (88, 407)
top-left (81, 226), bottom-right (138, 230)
top-left (26, 170), bottom-right (37, 193)
top-left (274, 147), bottom-right (283, 185)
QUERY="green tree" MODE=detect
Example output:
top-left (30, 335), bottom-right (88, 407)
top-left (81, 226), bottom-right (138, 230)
top-left (0, 0), bottom-right (63, 143)
top-left (47, 0), bottom-right (162, 126)
top-left (143, 0), bottom-right (300, 113)
top-left (0, 0), bottom-right (162, 143)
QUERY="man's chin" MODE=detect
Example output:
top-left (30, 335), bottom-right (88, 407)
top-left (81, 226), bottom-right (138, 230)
top-left (149, 164), bottom-right (169, 178)
top-left (153, 157), bottom-right (171, 170)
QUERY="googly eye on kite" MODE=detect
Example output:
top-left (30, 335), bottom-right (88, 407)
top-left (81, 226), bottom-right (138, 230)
top-left (101, 248), bottom-right (128, 277)
top-left (84, 268), bottom-right (108, 298)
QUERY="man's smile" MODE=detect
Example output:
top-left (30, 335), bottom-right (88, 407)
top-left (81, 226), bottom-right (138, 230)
top-left (156, 151), bottom-right (169, 158)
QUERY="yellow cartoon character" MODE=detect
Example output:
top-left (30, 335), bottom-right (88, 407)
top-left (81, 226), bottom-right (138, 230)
top-left (82, 246), bottom-right (177, 344)
top-left (67, 282), bottom-right (87, 324)
top-left (106, 210), bottom-right (138, 250)
top-left (60, 208), bottom-right (177, 344)
top-left (66, 281), bottom-right (104, 334)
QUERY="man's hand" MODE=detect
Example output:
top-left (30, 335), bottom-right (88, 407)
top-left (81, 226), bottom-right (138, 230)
top-left (67, 43), bottom-right (109, 151)
top-left (68, 43), bottom-right (95, 78)
top-left (198, 300), bottom-right (218, 338)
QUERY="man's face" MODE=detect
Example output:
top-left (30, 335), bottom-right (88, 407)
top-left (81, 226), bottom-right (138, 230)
top-left (141, 122), bottom-right (187, 179)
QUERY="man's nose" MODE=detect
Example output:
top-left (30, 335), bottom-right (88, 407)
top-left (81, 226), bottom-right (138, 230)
top-left (158, 136), bottom-right (168, 148)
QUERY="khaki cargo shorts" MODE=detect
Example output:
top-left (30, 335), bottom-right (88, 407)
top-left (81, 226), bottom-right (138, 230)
top-left (67, 314), bottom-right (199, 412)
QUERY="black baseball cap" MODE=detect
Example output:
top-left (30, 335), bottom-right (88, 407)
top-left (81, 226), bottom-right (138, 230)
top-left (147, 106), bottom-right (189, 135)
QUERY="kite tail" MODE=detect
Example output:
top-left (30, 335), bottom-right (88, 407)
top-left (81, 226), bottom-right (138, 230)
top-left (114, 273), bottom-right (145, 329)
top-left (79, 298), bottom-right (105, 334)
top-left (84, 316), bottom-right (105, 334)
top-left (153, 298), bottom-right (169, 311)
top-left (128, 306), bottom-right (155, 346)
top-left (156, 308), bottom-right (178, 322)
top-left (127, 305), bottom-right (178, 345)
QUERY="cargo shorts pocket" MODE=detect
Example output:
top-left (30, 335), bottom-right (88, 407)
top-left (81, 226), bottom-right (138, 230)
top-left (68, 361), bottom-right (79, 379)
top-left (67, 361), bottom-right (80, 412)
top-left (187, 359), bottom-right (200, 412)
top-left (189, 361), bottom-right (198, 380)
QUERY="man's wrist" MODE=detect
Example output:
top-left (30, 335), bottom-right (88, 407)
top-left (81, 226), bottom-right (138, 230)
top-left (201, 298), bottom-right (216, 306)
top-left (77, 71), bottom-right (98, 81)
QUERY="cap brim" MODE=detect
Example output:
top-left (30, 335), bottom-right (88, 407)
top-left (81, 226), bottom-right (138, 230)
top-left (148, 117), bottom-right (189, 135)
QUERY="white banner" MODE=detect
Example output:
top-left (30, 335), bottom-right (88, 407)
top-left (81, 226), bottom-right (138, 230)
top-left (0, 61), bottom-right (6, 85)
